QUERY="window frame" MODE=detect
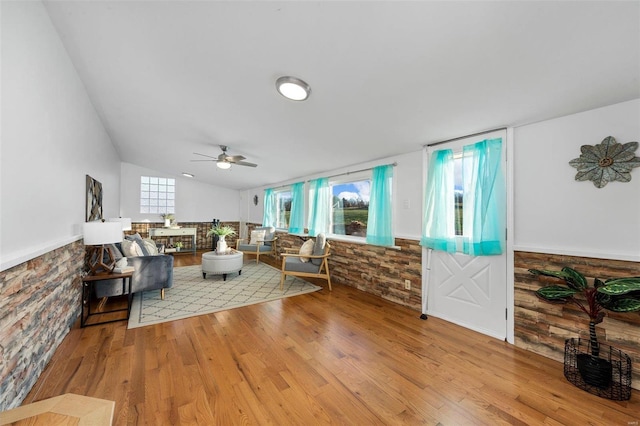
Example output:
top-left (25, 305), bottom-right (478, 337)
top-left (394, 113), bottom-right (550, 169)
top-left (140, 176), bottom-right (175, 215)
top-left (272, 187), bottom-right (292, 231)
top-left (328, 171), bottom-right (371, 242)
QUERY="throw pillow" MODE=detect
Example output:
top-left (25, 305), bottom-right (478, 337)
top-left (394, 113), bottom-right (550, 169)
top-left (249, 229), bottom-right (266, 245)
top-left (298, 239), bottom-right (315, 263)
top-left (121, 239), bottom-right (144, 257)
top-left (106, 243), bottom-right (124, 260)
top-left (141, 238), bottom-right (159, 255)
top-left (126, 233), bottom-right (150, 256)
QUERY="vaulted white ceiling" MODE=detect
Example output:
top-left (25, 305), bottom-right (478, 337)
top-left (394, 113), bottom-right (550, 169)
top-left (43, 1), bottom-right (640, 190)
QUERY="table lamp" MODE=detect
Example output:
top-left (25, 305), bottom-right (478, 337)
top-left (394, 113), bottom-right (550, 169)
top-left (83, 221), bottom-right (123, 274)
top-left (108, 217), bottom-right (132, 232)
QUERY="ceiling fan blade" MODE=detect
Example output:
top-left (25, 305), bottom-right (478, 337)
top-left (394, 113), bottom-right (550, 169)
top-left (226, 155), bottom-right (246, 163)
top-left (190, 159), bottom-right (216, 162)
top-left (193, 152), bottom-right (217, 159)
top-left (235, 161), bottom-right (258, 168)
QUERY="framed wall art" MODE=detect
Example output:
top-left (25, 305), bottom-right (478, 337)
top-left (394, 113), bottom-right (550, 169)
top-left (86, 175), bottom-right (103, 222)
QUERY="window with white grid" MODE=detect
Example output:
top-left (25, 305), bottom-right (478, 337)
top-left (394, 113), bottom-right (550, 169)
top-left (140, 176), bottom-right (175, 214)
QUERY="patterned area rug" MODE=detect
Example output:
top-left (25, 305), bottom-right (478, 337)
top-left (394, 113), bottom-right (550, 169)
top-left (128, 262), bottom-right (321, 329)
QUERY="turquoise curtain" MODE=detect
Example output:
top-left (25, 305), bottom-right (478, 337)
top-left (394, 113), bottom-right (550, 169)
top-left (462, 138), bottom-right (505, 255)
top-left (307, 177), bottom-right (330, 236)
top-left (420, 149), bottom-right (456, 252)
top-left (262, 188), bottom-right (275, 227)
top-left (288, 182), bottom-right (305, 234)
top-left (366, 164), bottom-right (394, 246)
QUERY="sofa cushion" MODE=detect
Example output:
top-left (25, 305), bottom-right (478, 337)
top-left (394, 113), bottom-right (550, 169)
top-left (298, 239), bottom-right (315, 263)
top-left (237, 243), bottom-right (272, 253)
top-left (311, 234), bottom-right (326, 266)
top-left (285, 256), bottom-right (321, 273)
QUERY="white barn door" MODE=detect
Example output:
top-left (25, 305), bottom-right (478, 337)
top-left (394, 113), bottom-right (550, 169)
top-left (423, 130), bottom-right (507, 341)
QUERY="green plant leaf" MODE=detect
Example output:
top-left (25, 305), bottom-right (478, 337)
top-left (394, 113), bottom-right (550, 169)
top-left (536, 285), bottom-right (577, 301)
top-left (603, 298), bottom-right (640, 313)
top-left (597, 278), bottom-right (640, 295)
top-left (528, 267), bottom-right (586, 290)
top-left (561, 267), bottom-right (588, 290)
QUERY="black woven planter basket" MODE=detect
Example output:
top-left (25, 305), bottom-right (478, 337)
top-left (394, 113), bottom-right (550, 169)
top-left (564, 338), bottom-right (632, 401)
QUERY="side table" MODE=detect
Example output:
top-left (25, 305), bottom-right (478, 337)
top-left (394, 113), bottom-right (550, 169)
top-left (81, 271), bottom-right (134, 327)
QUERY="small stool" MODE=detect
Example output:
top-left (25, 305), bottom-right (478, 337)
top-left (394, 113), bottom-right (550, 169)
top-left (202, 250), bottom-right (244, 281)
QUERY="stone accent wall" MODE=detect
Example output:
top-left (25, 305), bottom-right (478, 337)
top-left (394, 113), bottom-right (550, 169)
top-left (271, 228), bottom-right (422, 311)
top-left (128, 221), bottom-right (240, 251)
top-left (515, 251), bottom-right (640, 390)
top-left (0, 240), bottom-right (85, 410)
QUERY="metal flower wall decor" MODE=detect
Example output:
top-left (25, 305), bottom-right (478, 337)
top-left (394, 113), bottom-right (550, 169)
top-left (569, 136), bottom-right (640, 188)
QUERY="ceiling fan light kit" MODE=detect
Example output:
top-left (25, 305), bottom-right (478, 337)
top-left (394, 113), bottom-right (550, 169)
top-left (192, 145), bottom-right (257, 170)
top-left (276, 76), bottom-right (311, 101)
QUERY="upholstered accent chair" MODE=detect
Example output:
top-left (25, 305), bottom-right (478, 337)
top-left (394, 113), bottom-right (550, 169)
top-left (235, 226), bottom-right (278, 264)
top-left (279, 234), bottom-right (331, 291)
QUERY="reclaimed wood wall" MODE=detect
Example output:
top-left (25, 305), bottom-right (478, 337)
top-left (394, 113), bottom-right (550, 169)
top-left (514, 251), bottom-right (640, 390)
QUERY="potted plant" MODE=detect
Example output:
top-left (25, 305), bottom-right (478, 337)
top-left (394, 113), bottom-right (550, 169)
top-left (529, 266), bottom-right (640, 388)
top-left (161, 213), bottom-right (175, 227)
top-left (207, 225), bottom-right (236, 253)
top-left (174, 242), bottom-right (183, 252)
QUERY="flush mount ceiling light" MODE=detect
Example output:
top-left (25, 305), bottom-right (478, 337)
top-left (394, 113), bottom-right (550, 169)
top-left (216, 160), bottom-right (231, 170)
top-left (276, 76), bottom-right (311, 101)
top-left (182, 172), bottom-right (194, 178)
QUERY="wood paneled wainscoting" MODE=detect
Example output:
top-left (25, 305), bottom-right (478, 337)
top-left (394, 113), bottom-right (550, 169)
top-left (515, 251), bottom-right (640, 390)
top-left (20, 252), bottom-right (640, 424)
top-left (275, 232), bottom-right (422, 311)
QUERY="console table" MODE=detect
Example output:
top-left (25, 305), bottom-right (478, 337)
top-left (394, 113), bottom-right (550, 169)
top-left (149, 227), bottom-right (197, 253)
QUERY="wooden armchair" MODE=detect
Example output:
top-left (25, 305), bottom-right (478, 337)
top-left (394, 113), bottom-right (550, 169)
top-left (235, 226), bottom-right (278, 264)
top-left (280, 235), bottom-right (331, 291)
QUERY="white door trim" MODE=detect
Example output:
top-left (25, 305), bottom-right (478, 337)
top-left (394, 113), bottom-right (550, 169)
top-left (420, 129), bottom-right (514, 343)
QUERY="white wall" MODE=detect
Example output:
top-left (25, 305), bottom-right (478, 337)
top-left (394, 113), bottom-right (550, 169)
top-left (240, 150), bottom-right (424, 240)
top-left (0, 1), bottom-right (121, 271)
top-left (119, 162), bottom-right (240, 223)
top-left (513, 99), bottom-right (640, 261)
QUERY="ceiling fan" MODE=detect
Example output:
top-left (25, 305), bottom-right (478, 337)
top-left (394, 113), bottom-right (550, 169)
top-left (192, 145), bottom-right (258, 169)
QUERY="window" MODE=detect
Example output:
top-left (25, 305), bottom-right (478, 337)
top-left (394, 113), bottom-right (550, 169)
top-left (140, 176), bottom-right (175, 214)
top-left (274, 189), bottom-right (292, 229)
top-left (330, 178), bottom-right (370, 237)
top-left (454, 153), bottom-right (463, 235)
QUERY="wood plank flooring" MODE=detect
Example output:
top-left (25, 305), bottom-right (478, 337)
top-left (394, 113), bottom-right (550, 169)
top-left (22, 251), bottom-right (640, 425)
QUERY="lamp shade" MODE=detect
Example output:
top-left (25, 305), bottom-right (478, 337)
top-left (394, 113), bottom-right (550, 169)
top-left (83, 221), bottom-right (122, 245)
top-left (108, 217), bottom-right (132, 231)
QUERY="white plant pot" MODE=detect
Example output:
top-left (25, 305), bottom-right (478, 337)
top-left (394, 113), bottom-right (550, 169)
top-left (164, 219), bottom-right (171, 227)
top-left (216, 237), bottom-right (227, 254)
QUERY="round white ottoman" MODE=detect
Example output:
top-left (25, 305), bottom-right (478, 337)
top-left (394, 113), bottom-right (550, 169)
top-left (202, 251), bottom-right (244, 281)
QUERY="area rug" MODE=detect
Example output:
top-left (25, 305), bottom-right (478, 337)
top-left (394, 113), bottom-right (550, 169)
top-left (127, 262), bottom-right (321, 329)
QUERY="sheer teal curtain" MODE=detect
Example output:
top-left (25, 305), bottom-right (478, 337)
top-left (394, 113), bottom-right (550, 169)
top-left (462, 138), bottom-right (505, 255)
top-left (288, 182), bottom-right (305, 234)
top-left (262, 188), bottom-right (275, 227)
top-left (420, 149), bottom-right (456, 252)
top-left (307, 178), bottom-right (330, 236)
top-left (366, 164), bottom-right (394, 246)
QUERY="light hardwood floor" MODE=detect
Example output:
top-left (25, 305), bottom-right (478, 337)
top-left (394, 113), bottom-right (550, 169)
top-left (23, 251), bottom-right (639, 425)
